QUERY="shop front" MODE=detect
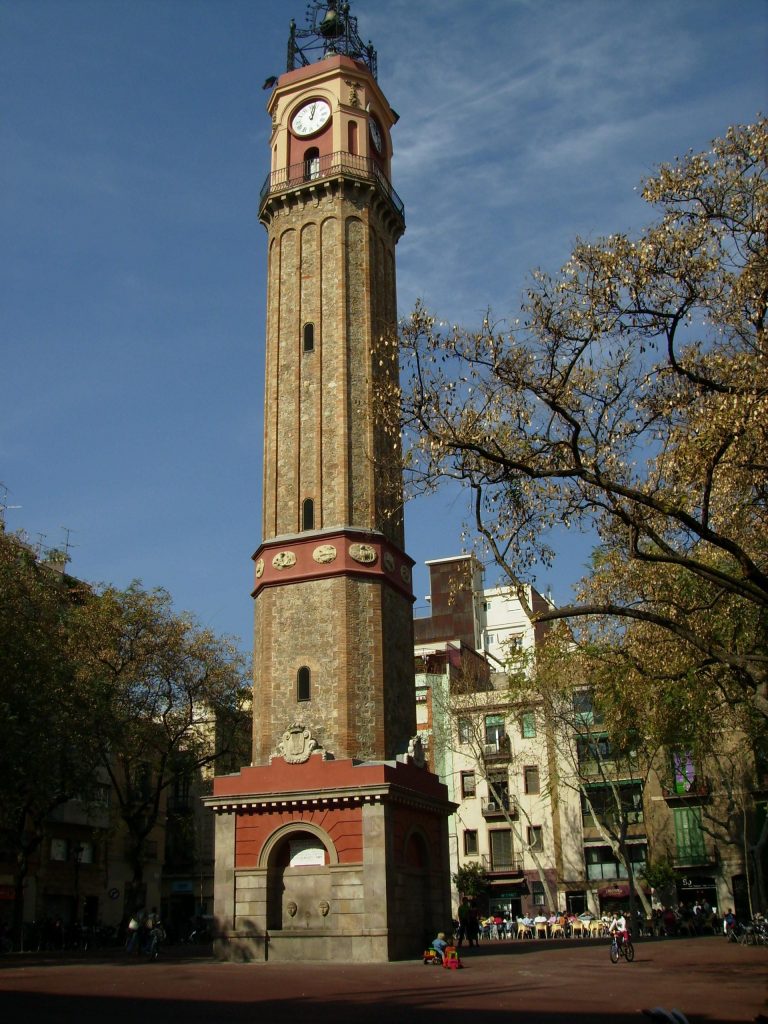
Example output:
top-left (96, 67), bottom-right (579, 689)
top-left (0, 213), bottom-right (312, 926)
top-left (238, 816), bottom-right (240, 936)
top-left (676, 873), bottom-right (719, 913)
top-left (487, 884), bottom-right (526, 921)
top-left (598, 881), bottom-right (650, 915)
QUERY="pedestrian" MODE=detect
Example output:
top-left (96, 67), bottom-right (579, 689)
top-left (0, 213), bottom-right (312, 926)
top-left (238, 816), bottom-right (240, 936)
top-left (456, 897), bottom-right (470, 947)
top-left (466, 902), bottom-right (480, 947)
top-left (126, 909), bottom-right (145, 954)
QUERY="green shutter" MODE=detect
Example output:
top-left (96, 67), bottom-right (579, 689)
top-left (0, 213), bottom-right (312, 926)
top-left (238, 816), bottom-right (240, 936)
top-left (673, 806), bottom-right (706, 862)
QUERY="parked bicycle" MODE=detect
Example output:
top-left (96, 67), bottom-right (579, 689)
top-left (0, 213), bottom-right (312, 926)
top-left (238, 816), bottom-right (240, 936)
top-left (732, 918), bottom-right (768, 946)
top-left (610, 933), bottom-right (635, 963)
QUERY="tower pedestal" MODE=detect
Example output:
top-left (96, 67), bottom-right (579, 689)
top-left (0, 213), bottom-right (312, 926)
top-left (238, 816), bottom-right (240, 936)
top-left (205, 755), bottom-right (454, 961)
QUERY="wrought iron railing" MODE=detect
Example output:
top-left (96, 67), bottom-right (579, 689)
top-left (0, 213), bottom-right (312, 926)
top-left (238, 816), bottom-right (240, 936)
top-left (481, 853), bottom-right (523, 875)
top-left (661, 777), bottom-right (711, 801)
top-left (483, 735), bottom-right (512, 761)
top-left (673, 844), bottom-right (713, 867)
top-left (259, 150), bottom-right (405, 220)
top-left (482, 798), bottom-right (517, 819)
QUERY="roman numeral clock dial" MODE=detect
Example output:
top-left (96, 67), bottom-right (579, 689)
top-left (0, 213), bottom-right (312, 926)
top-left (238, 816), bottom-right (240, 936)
top-left (291, 99), bottom-right (331, 136)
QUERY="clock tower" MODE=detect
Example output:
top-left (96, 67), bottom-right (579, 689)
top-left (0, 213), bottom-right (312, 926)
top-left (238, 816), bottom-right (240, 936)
top-left (207, 1), bottom-right (453, 962)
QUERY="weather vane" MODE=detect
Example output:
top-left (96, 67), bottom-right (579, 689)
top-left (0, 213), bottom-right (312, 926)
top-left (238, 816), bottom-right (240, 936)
top-left (287, 1), bottom-right (377, 79)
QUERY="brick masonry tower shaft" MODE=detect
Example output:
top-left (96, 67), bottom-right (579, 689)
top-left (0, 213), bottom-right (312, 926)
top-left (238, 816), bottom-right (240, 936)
top-left (252, 54), bottom-right (416, 765)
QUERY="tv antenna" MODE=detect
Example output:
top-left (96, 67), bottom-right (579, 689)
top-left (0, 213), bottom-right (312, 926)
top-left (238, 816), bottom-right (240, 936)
top-left (0, 483), bottom-right (22, 529)
top-left (60, 526), bottom-right (76, 564)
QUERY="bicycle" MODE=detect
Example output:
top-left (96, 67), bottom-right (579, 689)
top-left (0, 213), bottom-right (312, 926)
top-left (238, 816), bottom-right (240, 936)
top-left (737, 919), bottom-right (768, 946)
top-left (610, 932), bottom-right (635, 963)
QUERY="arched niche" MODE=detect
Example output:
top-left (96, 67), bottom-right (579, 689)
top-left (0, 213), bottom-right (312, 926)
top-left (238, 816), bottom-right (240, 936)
top-left (261, 822), bottom-right (338, 932)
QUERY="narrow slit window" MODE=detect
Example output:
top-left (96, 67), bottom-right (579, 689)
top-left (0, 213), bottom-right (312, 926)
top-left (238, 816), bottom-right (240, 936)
top-left (303, 322), bottom-right (314, 352)
top-left (297, 666), bottom-right (311, 702)
top-left (302, 498), bottom-right (314, 531)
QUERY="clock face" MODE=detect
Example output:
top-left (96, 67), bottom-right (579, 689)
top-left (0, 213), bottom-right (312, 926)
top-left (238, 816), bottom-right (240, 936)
top-left (291, 99), bottom-right (331, 138)
top-left (369, 118), bottom-right (383, 154)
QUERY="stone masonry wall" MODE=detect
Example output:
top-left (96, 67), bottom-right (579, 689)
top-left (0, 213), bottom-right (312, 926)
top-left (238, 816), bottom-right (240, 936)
top-left (252, 572), bottom-right (414, 763)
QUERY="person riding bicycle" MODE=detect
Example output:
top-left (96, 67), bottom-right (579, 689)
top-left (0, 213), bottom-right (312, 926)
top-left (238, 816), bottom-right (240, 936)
top-left (609, 912), bottom-right (629, 948)
top-left (143, 908), bottom-right (164, 959)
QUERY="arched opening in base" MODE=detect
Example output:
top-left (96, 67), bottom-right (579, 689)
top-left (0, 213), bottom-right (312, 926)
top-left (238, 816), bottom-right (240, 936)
top-left (264, 825), bottom-right (335, 932)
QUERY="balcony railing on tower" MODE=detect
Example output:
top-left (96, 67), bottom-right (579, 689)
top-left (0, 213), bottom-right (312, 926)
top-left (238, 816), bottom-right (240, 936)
top-left (259, 150), bottom-right (405, 221)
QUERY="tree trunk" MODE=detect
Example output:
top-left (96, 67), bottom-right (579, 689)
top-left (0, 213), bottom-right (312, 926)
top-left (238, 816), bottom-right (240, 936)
top-left (11, 858), bottom-right (27, 950)
top-left (622, 845), bottom-right (651, 935)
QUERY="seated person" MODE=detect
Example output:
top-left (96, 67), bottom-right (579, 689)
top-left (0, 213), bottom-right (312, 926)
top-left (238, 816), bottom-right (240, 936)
top-left (432, 931), bottom-right (448, 960)
top-left (662, 906), bottom-right (678, 935)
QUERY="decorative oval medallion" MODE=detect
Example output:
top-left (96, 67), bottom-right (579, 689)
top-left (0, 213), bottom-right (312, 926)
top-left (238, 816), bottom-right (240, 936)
top-left (383, 551), bottom-right (395, 572)
top-left (313, 544), bottom-right (337, 564)
top-left (255, 558), bottom-right (265, 579)
top-left (400, 564), bottom-right (411, 583)
top-left (272, 550), bottom-right (297, 570)
top-left (349, 542), bottom-right (377, 565)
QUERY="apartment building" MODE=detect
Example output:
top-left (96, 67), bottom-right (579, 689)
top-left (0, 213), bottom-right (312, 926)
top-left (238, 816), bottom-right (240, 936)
top-left (414, 555), bottom-right (755, 921)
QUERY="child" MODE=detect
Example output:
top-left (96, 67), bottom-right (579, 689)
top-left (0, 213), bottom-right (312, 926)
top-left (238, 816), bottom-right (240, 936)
top-left (432, 931), bottom-right (449, 961)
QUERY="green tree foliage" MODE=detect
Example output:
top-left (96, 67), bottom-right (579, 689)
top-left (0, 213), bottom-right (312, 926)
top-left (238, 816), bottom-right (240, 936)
top-left (380, 118), bottom-right (768, 720)
top-left (71, 582), bottom-right (250, 908)
top-left (453, 860), bottom-right (489, 899)
top-left (0, 525), bottom-right (251, 937)
top-left (0, 530), bottom-right (105, 942)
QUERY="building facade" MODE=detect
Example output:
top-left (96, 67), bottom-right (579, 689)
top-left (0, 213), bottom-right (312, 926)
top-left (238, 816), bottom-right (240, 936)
top-left (415, 555), bottom-right (755, 923)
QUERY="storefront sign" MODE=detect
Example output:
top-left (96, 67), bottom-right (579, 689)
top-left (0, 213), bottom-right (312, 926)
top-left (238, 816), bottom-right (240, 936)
top-left (680, 876), bottom-right (714, 890)
top-left (599, 884), bottom-right (629, 898)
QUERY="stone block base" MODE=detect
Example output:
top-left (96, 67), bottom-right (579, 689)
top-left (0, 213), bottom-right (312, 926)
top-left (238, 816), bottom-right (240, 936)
top-left (206, 756), bottom-right (455, 962)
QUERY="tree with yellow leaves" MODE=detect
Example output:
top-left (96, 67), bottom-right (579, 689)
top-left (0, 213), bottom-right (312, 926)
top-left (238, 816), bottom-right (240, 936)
top-left (382, 118), bottom-right (767, 721)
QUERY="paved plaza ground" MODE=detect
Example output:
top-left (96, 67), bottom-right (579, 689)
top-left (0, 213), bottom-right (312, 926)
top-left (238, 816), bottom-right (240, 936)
top-left (0, 935), bottom-right (765, 1024)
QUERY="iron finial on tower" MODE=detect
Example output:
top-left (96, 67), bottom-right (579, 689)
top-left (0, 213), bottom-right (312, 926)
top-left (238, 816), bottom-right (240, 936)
top-left (286, 0), bottom-right (377, 78)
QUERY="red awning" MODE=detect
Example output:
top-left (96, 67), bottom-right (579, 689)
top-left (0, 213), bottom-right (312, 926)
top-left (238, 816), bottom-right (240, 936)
top-left (598, 882), bottom-right (649, 899)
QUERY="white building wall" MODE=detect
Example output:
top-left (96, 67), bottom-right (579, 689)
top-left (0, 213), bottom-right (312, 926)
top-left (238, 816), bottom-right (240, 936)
top-left (478, 583), bottom-right (551, 668)
top-left (415, 568), bottom-right (585, 917)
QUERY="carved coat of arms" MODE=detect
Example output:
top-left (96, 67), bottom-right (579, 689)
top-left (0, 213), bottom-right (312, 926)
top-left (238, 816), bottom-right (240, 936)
top-left (278, 723), bottom-right (319, 764)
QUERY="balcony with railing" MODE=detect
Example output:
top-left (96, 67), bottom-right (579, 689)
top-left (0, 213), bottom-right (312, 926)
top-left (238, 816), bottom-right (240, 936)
top-left (259, 151), bottom-right (405, 222)
top-left (481, 798), bottom-right (517, 820)
top-left (482, 735), bottom-right (512, 764)
top-left (480, 853), bottom-right (524, 877)
top-left (673, 840), bottom-right (717, 869)
top-left (661, 776), bottom-right (711, 804)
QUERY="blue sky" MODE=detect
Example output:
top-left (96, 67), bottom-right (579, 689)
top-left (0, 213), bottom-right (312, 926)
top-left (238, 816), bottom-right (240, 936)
top-left (3, 0), bottom-right (766, 650)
